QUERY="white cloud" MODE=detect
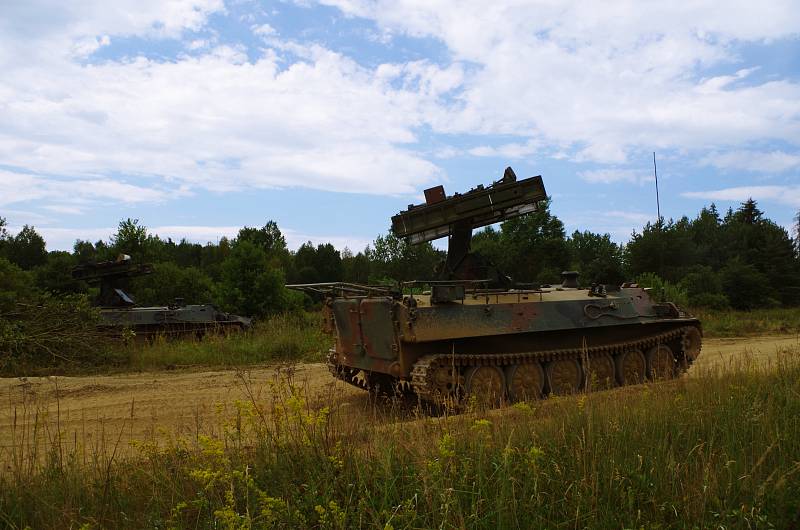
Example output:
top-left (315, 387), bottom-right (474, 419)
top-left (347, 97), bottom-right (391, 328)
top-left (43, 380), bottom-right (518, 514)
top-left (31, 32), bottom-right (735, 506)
top-left (149, 225), bottom-right (241, 243)
top-left (252, 23), bottom-right (277, 37)
top-left (42, 205), bottom-right (86, 215)
top-left (5, 0), bottom-right (800, 241)
top-left (564, 201), bottom-right (722, 244)
top-left (468, 139), bottom-right (539, 159)
top-left (432, 146), bottom-right (461, 159)
top-left (1, 37), bottom-right (450, 199)
top-left (700, 150), bottom-right (800, 173)
top-left (24, 223), bottom-right (372, 252)
top-left (683, 185), bottom-right (800, 208)
top-left (0, 0), bottom-right (224, 69)
top-left (70, 34), bottom-right (111, 57)
top-left (562, 209), bottom-right (656, 241)
top-left (0, 169), bottom-right (168, 207)
top-left (579, 169), bottom-right (653, 185)
top-left (147, 225), bottom-right (372, 253)
top-left (1, 210), bottom-right (55, 227)
top-left (22, 226), bottom-right (116, 249)
top-left (605, 211), bottom-right (655, 225)
top-left (282, 229), bottom-right (372, 253)
top-left (317, 1), bottom-right (800, 163)
top-left (187, 39), bottom-right (211, 50)
top-left (148, 225), bottom-right (371, 252)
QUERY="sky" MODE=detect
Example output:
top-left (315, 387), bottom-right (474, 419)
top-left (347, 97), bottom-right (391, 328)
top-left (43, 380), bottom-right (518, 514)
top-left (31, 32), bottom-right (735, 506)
top-left (1, 0), bottom-right (799, 252)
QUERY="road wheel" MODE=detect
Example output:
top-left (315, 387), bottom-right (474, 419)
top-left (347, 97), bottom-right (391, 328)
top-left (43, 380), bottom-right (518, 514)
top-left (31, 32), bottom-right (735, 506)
top-left (616, 349), bottom-right (646, 386)
top-left (586, 353), bottom-right (616, 390)
top-left (646, 344), bottom-right (675, 380)
top-left (465, 366), bottom-right (506, 406)
top-left (431, 365), bottom-right (464, 400)
top-left (547, 358), bottom-right (582, 395)
top-left (505, 363), bottom-right (544, 401)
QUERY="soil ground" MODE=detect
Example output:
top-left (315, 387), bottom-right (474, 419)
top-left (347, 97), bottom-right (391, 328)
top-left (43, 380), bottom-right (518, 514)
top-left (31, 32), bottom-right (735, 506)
top-left (1, 334), bottom-right (797, 468)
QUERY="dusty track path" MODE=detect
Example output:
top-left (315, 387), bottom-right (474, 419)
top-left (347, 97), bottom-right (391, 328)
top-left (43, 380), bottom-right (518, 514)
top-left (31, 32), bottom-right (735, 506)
top-left (0, 363), bottom-right (366, 469)
top-left (1, 334), bottom-right (797, 467)
top-left (692, 334), bottom-right (799, 370)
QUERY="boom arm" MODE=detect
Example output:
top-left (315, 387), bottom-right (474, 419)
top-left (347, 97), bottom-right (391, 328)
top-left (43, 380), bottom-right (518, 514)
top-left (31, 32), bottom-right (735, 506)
top-left (391, 167), bottom-right (546, 244)
top-left (390, 167), bottom-right (547, 283)
top-left (72, 255), bottom-right (154, 307)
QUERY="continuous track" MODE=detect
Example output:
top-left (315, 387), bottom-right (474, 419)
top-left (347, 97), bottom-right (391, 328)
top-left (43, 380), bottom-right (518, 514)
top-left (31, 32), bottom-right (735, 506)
top-left (328, 325), bottom-right (702, 405)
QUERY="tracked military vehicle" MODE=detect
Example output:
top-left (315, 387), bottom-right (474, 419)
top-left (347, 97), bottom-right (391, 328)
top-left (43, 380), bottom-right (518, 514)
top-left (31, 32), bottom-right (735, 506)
top-left (288, 168), bottom-right (701, 405)
top-left (72, 255), bottom-right (251, 337)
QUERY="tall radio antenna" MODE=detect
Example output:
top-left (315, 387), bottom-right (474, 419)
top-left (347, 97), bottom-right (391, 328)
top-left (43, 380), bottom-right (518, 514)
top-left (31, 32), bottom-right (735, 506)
top-left (653, 152), bottom-right (661, 223)
top-left (653, 152), bottom-right (665, 292)
top-left (653, 151), bottom-right (661, 224)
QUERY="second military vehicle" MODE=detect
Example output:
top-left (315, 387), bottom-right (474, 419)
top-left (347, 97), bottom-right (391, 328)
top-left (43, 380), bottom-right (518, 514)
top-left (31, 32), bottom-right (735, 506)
top-left (289, 168), bottom-right (702, 405)
top-left (72, 255), bottom-right (252, 337)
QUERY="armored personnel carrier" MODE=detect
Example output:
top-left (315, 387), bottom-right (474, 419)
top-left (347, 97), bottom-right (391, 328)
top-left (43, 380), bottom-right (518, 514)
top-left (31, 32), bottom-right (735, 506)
top-left (289, 168), bottom-right (701, 405)
top-left (72, 255), bottom-right (251, 337)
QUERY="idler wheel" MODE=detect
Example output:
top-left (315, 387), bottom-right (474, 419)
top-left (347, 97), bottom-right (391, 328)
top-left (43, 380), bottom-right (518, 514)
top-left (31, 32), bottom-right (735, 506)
top-left (586, 353), bottom-right (616, 390)
top-left (646, 344), bottom-right (675, 380)
top-left (505, 363), bottom-right (544, 401)
top-left (616, 349), bottom-right (646, 386)
top-left (465, 366), bottom-right (506, 406)
top-left (682, 327), bottom-right (702, 361)
top-left (546, 358), bottom-right (583, 395)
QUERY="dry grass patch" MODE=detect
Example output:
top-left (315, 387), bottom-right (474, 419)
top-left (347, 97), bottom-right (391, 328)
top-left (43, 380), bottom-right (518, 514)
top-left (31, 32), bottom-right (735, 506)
top-left (1, 343), bottom-right (799, 529)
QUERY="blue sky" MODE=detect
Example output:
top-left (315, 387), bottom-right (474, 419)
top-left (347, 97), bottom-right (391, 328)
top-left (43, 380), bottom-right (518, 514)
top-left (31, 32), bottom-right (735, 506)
top-left (1, 0), bottom-right (799, 252)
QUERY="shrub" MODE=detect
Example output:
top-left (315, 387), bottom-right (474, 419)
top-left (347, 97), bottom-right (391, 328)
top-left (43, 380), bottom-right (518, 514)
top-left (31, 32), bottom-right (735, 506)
top-left (635, 272), bottom-right (689, 307)
top-left (0, 294), bottom-right (114, 375)
top-left (688, 292), bottom-right (730, 310)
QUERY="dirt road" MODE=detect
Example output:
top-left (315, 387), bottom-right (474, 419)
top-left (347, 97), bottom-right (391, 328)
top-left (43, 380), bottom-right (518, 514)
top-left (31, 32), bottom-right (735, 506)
top-left (1, 334), bottom-right (797, 466)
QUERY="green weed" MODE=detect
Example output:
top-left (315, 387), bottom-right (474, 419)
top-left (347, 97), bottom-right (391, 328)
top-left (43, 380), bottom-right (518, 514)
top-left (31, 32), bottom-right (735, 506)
top-left (1, 348), bottom-right (799, 528)
top-left (126, 312), bottom-right (330, 370)
top-left (694, 306), bottom-right (800, 337)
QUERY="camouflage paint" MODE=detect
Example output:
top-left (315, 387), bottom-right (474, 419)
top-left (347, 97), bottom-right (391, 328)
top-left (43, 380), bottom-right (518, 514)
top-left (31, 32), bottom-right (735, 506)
top-left (328, 286), bottom-right (694, 378)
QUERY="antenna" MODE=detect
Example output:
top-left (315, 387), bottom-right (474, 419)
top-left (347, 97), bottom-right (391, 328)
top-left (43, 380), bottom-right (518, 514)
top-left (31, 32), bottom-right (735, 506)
top-left (653, 152), bottom-right (665, 299)
top-left (653, 152), bottom-right (661, 224)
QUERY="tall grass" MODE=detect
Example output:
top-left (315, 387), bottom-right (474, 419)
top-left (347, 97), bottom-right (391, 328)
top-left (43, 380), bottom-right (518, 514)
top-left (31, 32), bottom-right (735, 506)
top-left (694, 306), bottom-right (800, 338)
top-left (6, 305), bottom-right (800, 377)
top-left (0, 312), bottom-right (331, 376)
top-left (2, 347), bottom-right (799, 528)
top-left (126, 312), bottom-right (331, 370)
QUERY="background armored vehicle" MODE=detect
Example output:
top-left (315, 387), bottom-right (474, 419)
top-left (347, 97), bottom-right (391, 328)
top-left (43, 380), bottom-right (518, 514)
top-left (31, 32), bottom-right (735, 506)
top-left (289, 168), bottom-right (702, 405)
top-left (72, 255), bottom-right (251, 337)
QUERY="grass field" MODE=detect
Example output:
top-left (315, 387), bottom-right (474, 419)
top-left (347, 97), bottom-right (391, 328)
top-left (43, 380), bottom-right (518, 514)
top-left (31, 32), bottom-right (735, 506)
top-left (1, 342), bottom-right (798, 529)
top-left (126, 311), bottom-right (330, 370)
top-left (0, 312), bottom-right (331, 377)
top-left (3, 307), bottom-right (798, 378)
top-left (693, 307), bottom-right (800, 338)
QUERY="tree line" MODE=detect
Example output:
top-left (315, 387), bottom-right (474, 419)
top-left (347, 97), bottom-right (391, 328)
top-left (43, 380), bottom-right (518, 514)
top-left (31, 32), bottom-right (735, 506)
top-left (1, 197), bottom-right (799, 317)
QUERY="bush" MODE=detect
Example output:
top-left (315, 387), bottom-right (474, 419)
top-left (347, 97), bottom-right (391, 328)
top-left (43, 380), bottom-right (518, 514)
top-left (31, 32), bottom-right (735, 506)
top-left (688, 292), bottom-right (730, 310)
top-left (635, 272), bottom-right (689, 307)
top-left (0, 294), bottom-right (114, 375)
